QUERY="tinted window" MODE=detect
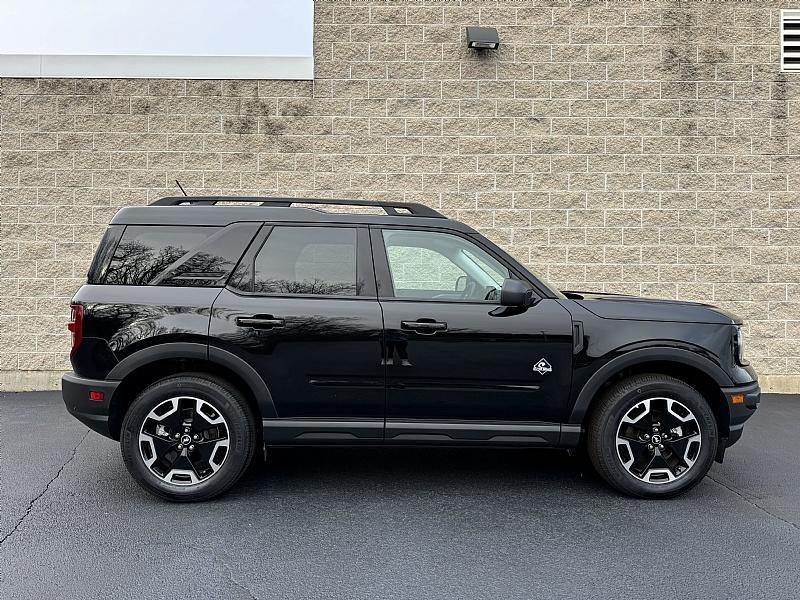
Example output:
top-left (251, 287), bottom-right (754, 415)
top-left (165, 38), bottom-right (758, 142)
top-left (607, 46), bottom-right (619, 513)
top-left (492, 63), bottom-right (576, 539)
top-left (103, 226), bottom-right (219, 286)
top-left (155, 223), bottom-right (261, 287)
top-left (251, 226), bottom-right (359, 296)
top-left (87, 225), bottom-right (123, 284)
top-left (382, 229), bottom-right (509, 301)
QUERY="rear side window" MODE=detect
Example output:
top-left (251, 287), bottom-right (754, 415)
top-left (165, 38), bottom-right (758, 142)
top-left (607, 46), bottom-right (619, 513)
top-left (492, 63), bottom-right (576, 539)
top-left (103, 226), bottom-right (217, 285)
top-left (87, 225), bottom-right (123, 284)
top-left (153, 223), bottom-right (261, 287)
top-left (247, 226), bottom-right (360, 296)
top-left (100, 224), bottom-right (259, 287)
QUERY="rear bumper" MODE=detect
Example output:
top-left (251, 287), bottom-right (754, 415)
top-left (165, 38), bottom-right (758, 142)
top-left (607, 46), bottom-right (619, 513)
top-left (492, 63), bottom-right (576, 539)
top-left (62, 372), bottom-right (119, 439)
top-left (720, 380), bottom-right (760, 448)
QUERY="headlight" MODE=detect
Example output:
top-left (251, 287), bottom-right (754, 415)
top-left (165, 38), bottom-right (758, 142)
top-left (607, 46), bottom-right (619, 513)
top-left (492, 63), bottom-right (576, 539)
top-left (734, 326), bottom-right (749, 366)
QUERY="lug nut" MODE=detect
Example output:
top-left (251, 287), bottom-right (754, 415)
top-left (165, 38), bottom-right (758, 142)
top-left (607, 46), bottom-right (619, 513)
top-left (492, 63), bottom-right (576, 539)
top-left (177, 444), bottom-right (183, 450)
top-left (653, 427), bottom-right (659, 433)
top-left (184, 427), bottom-right (190, 433)
top-left (174, 433), bottom-right (180, 439)
top-left (189, 444), bottom-right (195, 451)
top-left (193, 434), bottom-right (200, 441)
top-left (658, 444), bottom-right (665, 450)
top-left (647, 444), bottom-right (654, 451)
top-left (644, 434), bottom-right (650, 440)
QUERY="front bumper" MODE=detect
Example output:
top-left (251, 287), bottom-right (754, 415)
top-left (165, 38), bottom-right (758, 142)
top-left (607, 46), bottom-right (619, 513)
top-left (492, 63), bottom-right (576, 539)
top-left (62, 372), bottom-right (120, 439)
top-left (720, 380), bottom-right (760, 448)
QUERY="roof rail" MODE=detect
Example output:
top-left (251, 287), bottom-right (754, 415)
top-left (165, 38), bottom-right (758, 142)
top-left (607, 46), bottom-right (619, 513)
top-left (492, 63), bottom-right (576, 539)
top-left (149, 196), bottom-right (445, 218)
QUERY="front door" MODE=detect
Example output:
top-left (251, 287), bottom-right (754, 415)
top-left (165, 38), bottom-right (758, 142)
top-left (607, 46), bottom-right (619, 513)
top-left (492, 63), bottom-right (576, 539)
top-left (210, 224), bottom-right (385, 443)
top-left (372, 227), bottom-right (573, 445)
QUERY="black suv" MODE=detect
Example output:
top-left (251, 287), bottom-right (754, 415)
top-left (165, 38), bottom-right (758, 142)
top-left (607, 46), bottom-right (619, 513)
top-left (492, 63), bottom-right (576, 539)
top-left (63, 197), bottom-right (760, 501)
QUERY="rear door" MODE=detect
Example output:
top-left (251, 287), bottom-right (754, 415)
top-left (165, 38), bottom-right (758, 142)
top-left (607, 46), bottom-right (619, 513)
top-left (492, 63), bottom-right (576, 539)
top-left (210, 223), bottom-right (385, 444)
top-left (372, 227), bottom-right (574, 445)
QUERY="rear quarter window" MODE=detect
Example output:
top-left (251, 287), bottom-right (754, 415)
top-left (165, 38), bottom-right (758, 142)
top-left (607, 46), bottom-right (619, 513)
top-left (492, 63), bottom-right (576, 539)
top-left (103, 226), bottom-right (217, 286)
top-left (99, 224), bottom-right (259, 287)
top-left (87, 225), bottom-right (123, 284)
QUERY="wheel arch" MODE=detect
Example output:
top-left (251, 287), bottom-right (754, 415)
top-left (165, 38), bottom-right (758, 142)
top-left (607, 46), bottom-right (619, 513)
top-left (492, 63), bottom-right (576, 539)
top-left (570, 348), bottom-right (733, 438)
top-left (106, 343), bottom-right (275, 440)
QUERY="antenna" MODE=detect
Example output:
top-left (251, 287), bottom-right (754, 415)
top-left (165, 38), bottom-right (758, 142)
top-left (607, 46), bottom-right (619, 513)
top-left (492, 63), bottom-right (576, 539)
top-left (175, 180), bottom-right (187, 197)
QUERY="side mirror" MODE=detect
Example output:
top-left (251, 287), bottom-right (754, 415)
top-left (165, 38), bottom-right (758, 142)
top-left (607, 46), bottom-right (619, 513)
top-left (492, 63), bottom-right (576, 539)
top-left (500, 278), bottom-right (535, 307)
top-left (454, 275), bottom-right (467, 292)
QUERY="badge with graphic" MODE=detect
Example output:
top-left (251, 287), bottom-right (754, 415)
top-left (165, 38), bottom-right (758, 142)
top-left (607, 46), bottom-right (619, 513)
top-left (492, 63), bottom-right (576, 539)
top-left (533, 358), bottom-right (552, 375)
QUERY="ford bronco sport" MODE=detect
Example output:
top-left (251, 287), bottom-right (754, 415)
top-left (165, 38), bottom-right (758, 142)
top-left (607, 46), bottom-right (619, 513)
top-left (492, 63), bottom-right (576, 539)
top-left (63, 197), bottom-right (760, 501)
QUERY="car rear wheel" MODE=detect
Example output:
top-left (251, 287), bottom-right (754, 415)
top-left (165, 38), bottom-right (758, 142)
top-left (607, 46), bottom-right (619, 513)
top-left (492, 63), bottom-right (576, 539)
top-left (587, 374), bottom-right (718, 499)
top-left (121, 374), bottom-right (256, 502)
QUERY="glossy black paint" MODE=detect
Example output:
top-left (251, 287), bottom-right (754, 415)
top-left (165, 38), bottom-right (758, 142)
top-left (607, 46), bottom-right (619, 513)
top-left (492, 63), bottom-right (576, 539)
top-left (210, 288), bottom-right (385, 421)
top-left (380, 299), bottom-right (573, 423)
top-left (569, 291), bottom-right (742, 325)
top-left (65, 201), bottom-right (760, 453)
top-left (71, 285), bottom-right (219, 378)
top-left (562, 298), bottom-right (757, 400)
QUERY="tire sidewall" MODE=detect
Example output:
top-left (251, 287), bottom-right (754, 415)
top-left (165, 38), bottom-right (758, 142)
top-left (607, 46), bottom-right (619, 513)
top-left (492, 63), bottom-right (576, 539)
top-left (596, 379), bottom-right (718, 498)
top-left (121, 377), bottom-right (253, 501)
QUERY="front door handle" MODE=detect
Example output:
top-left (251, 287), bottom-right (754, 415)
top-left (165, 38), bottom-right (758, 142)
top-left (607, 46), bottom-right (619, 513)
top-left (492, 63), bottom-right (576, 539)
top-left (401, 320), bottom-right (447, 334)
top-left (236, 315), bottom-right (285, 329)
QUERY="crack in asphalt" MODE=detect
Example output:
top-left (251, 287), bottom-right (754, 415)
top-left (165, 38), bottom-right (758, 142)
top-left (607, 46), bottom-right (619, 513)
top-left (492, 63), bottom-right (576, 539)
top-left (212, 553), bottom-right (259, 600)
top-left (706, 474), bottom-right (799, 532)
top-left (187, 543), bottom-right (259, 600)
top-left (0, 429), bottom-right (90, 547)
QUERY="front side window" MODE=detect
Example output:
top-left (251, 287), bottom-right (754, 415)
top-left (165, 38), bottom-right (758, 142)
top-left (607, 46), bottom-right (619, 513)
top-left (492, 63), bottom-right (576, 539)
top-left (251, 226), bottom-right (360, 296)
top-left (381, 229), bottom-right (509, 302)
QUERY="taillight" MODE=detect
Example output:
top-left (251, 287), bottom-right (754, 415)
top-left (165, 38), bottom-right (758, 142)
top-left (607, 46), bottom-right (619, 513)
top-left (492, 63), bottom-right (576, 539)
top-left (68, 304), bottom-right (84, 356)
top-left (734, 325), bottom-right (749, 367)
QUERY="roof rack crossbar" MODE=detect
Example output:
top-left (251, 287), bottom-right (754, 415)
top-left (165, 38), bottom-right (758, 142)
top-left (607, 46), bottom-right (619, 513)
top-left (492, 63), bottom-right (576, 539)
top-left (150, 196), bottom-right (444, 218)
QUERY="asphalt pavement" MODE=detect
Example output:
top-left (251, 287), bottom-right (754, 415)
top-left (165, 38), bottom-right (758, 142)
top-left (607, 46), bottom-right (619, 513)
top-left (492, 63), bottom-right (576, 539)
top-left (1, 391), bottom-right (798, 600)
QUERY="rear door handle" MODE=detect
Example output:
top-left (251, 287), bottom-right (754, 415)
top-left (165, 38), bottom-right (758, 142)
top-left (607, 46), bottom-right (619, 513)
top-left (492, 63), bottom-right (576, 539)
top-left (401, 320), bottom-right (447, 334)
top-left (236, 315), bottom-right (285, 329)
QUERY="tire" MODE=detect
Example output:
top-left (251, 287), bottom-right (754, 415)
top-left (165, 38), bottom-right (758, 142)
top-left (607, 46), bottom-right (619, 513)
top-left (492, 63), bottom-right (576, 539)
top-left (121, 373), bottom-right (257, 502)
top-left (587, 374), bottom-right (718, 499)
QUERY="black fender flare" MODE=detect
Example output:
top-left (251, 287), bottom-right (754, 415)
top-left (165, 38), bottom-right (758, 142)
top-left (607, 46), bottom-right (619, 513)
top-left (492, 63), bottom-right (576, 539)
top-left (568, 346), bottom-right (733, 424)
top-left (107, 342), bottom-right (278, 418)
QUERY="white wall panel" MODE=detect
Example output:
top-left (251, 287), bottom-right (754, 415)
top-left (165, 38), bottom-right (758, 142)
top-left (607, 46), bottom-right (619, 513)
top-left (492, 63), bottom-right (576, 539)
top-left (0, 0), bottom-right (314, 79)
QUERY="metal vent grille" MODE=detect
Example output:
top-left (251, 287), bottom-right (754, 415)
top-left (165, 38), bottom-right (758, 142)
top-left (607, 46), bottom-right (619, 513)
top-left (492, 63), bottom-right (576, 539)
top-left (782, 10), bottom-right (800, 72)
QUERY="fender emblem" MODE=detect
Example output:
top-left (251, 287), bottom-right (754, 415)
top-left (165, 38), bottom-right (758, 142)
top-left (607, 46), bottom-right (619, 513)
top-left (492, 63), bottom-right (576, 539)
top-left (533, 359), bottom-right (552, 375)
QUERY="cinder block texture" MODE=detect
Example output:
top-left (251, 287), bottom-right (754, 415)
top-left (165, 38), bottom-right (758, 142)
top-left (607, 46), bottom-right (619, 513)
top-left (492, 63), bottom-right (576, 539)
top-left (1, 1), bottom-right (799, 391)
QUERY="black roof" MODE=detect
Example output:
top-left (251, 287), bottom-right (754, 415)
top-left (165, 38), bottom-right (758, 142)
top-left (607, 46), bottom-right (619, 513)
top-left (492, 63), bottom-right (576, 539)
top-left (110, 196), bottom-right (476, 233)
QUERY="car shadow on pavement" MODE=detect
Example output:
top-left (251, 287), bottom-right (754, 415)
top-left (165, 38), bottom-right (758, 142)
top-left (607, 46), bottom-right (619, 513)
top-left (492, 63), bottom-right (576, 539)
top-left (228, 446), bottom-right (614, 499)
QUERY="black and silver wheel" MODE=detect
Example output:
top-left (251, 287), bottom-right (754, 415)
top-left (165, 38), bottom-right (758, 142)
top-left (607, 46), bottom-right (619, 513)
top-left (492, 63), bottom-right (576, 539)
top-left (121, 374), bottom-right (256, 502)
top-left (587, 374), bottom-right (718, 498)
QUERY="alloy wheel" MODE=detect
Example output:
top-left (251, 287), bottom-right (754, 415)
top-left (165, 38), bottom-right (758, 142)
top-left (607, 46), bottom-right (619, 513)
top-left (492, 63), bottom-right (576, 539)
top-left (615, 396), bottom-right (702, 485)
top-left (138, 396), bottom-right (230, 486)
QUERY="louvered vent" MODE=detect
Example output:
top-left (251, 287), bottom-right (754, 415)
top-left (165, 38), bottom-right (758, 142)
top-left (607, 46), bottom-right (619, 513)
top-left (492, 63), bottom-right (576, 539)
top-left (782, 10), bottom-right (800, 72)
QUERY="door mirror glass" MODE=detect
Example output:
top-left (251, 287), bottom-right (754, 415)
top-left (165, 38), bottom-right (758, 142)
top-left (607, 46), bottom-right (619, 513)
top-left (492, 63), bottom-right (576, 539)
top-left (500, 278), bottom-right (535, 307)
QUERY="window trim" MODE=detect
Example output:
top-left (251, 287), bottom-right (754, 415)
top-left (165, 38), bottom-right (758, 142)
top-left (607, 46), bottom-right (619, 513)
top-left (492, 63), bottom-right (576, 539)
top-left (226, 222), bottom-right (378, 300)
top-left (369, 225), bottom-right (542, 305)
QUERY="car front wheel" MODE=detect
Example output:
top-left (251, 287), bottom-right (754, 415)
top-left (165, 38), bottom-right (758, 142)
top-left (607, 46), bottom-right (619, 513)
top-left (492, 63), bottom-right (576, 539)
top-left (587, 374), bottom-right (718, 499)
top-left (121, 374), bottom-right (256, 502)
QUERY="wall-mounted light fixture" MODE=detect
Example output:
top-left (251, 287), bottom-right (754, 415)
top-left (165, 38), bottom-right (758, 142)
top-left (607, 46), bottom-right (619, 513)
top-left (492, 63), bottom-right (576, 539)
top-left (466, 26), bottom-right (500, 50)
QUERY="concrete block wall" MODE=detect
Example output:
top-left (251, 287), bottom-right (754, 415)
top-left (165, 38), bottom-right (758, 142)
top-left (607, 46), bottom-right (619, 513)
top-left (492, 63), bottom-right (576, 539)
top-left (1, 0), bottom-right (799, 391)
